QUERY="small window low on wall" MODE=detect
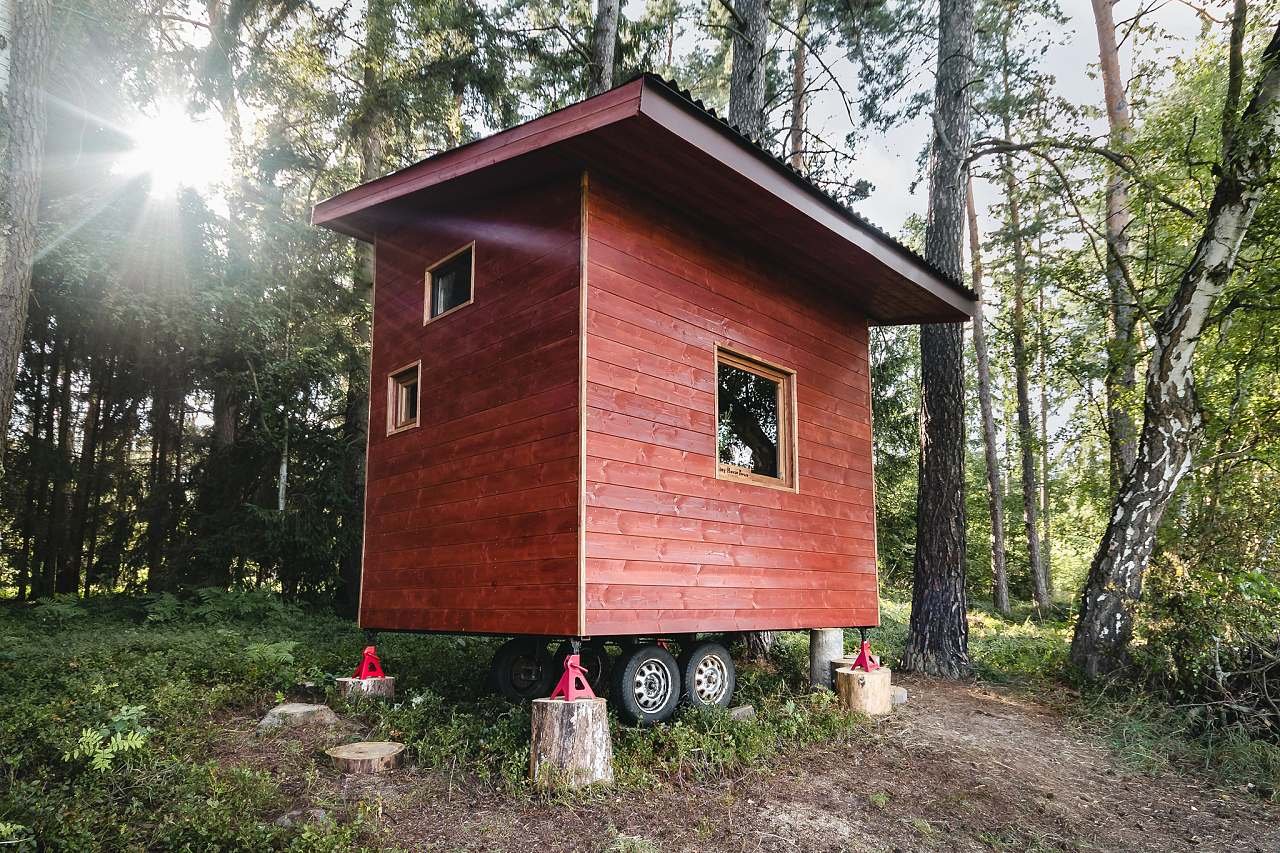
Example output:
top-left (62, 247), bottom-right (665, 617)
top-left (715, 348), bottom-right (796, 490)
top-left (387, 361), bottom-right (420, 434)
top-left (425, 243), bottom-right (474, 322)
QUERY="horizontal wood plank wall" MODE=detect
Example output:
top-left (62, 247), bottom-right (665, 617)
top-left (361, 177), bottom-right (582, 635)
top-left (583, 177), bottom-right (878, 636)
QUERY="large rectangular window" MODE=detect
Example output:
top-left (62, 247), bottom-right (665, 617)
top-left (387, 361), bottom-right (420, 434)
top-left (425, 243), bottom-right (474, 322)
top-left (715, 348), bottom-right (795, 489)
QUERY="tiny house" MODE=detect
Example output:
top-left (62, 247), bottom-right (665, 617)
top-left (313, 75), bottom-right (975, 723)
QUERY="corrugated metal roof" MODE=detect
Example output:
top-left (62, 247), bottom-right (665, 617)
top-left (631, 73), bottom-right (972, 298)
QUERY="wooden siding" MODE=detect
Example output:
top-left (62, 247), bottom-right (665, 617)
top-left (582, 176), bottom-right (879, 636)
top-left (359, 177), bottom-right (582, 635)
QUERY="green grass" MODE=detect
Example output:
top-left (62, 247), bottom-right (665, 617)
top-left (2, 590), bottom-right (1275, 849)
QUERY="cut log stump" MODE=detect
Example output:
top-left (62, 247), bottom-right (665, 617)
top-left (325, 741), bottom-right (405, 774)
top-left (836, 666), bottom-right (893, 717)
top-left (530, 697), bottom-right (613, 788)
top-left (336, 676), bottom-right (395, 699)
top-left (809, 628), bottom-right (845, 691)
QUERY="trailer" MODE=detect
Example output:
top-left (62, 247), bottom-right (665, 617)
top-left (312, 75), bottom-right (975, 724)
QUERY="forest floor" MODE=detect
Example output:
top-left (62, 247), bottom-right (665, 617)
top-left (222, 673), bottom-right (1279, 852)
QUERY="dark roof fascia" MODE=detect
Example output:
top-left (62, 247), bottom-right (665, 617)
top-left (634, 74), bottom-right (975, 314)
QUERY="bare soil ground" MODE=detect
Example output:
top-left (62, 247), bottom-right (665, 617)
top-left (226, 676), bottom-right (1279, 852)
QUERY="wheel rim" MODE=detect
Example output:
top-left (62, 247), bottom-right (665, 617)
top-left (632, 659), bottom-right (673, 713)
top-left (692, 653), bottom-right (729, 704)
top-left (510, 653), bottom-right (542, 692)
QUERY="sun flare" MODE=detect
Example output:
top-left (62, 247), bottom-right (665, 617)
top-left (115, 102), bottom-right (231, 195)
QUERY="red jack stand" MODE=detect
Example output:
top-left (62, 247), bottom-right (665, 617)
top-left (850, 639), bottom-right (880, 673)
top-left (352, 646), bottom-right (386, 680)
top-left (549, 654), bottom-right (595, 702)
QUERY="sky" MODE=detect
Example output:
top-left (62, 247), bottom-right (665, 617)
top-left (843, 0), bottom-right (1226, 235)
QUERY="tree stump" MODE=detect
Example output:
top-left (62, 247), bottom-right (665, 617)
top-left (836, 666), bottom-right (893, 717)
top-left (336, 676), bottom-right (395, 699)
top-left (529, 697), bottom-right (613, 788)
top-left (257, 702), bottom-right (339, 733)
top-left (808, 629), bottom-right (845, 691)
top-left (324, 741), bottom-right (405, 773)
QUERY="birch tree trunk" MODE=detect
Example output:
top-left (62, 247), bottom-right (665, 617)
top-left (728, 0), bottom-right (771, 143)
top-left (1071, 21), bottom-right (1280, 677)
top-left (588, 0), bottom-right (619, 95)
top-left (0, 0), bottom-right (53, 465)
top-left (901, 0), bottom-right (974, 679)
top-left (1089, 0), bottom-right (1138, 496)
top-left (966, 181), bottom-right (1009, 615)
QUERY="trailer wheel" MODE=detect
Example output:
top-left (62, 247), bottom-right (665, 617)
top-left (611, 644), bottom-right (681, 726)
top-left (489, 638), bottom-right (553, 701)
top-left (679, 641), bottom-right (736, 708)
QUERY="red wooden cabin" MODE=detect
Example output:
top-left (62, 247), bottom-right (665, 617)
top-left (314, 75), bottom-right (974, 723)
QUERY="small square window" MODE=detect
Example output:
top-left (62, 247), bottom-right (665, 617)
top-left (387, 362), bottom-right (420, 434)
top-left (715, 349), bottom-right (795, 489)
top-left (425, 244), bottom-right (474, 322)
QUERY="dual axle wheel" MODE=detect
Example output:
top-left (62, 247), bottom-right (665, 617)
top-left (489, 638), bottom-right (736, 726)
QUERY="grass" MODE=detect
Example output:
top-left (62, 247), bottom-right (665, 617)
top-left (1, 589), bottom-right (1275, 849)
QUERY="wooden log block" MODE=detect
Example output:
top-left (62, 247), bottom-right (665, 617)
top-left (835, 666), bottom-right (893, 716)
top-left (336, 676), bottom-right (396, 699)
top-left (809, 629), bottom-right (845, 691)
top-left (324, 741), bottom-right (405, 773)
top-left (530, 697), bottom-right (613, 788)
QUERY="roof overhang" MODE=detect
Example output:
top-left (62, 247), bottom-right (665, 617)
top-left (312, 76), bottom-right (976, 325)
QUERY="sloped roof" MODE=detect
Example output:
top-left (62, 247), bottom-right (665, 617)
top-left (313, 74), bottom-right (975, 325)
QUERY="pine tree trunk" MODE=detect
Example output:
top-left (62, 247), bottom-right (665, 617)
top-left (588, 0), bottom-right (619, 95)
top-left (966, 181), bottom-right (1009, 615)
top-left (49, 344), bottom-right (75, 595)
top-left (1071, 22), bottom-right (1280, 677)
top-left (728, 0), bottom-right (771, 143)
top-left (788, 5), bottom-right (808, 172)
top-left (901, 0), bottom-right (974, 679)
top-left (1089, 0), bottom-right (1138, 497)
top-left (68, 364), bottom-right (103, 594)
top-left (1001, 152), bottom-right (1049, 611)
top-left (1039, 280), bottom-right (1052, 595)
top-left (0, 0), bottom-right (53, 465)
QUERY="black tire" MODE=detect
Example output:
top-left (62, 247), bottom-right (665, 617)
top-left (489, 638), bottom-right (554, 702)
top-left (610, 644), bottom-right (681, 726)
top-left (552, 641), bottom-right (611, 694)
top-left (679, 641), bottom-right (736, 709)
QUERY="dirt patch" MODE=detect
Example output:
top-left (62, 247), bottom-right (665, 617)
top-left (213, 677), bottom-right (1279, 852)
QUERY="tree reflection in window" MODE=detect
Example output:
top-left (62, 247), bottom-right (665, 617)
top-left (717, 360), bottom-right (781, 479)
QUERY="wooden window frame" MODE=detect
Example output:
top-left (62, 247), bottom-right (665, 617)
top-left (423, 242), bottom-right (476, 325)
top-left (386, 360), bottom-right (422, 435)
top-left (713, 346), bottom-right (798, 492)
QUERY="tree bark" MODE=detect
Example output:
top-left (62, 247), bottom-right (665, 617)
top-left (0, 0), bottom-right (53, 465)
top-left (788, 4), bottom-right (808, 172)
top-left (728, 0), bottom-right (771, 143)
top-left (1071, 21), bottom-right (1280, 678)
top-left (49, 342), bottom-right (75, 595)
top-left (965, 180), bottom-right (1009, 615)
top-left (1000, 151), bottom-right (1049, 611)
top-left (68, 363), bottom-right (103, 594)
top-left (1039, 275), bottom-right (1052, 595)
top-left (1089, 0), bottom-right (1138, 497)
top-left (588, 0), bottom-right (619, 95)
top-left (901, 0), bottom-right (974, 679)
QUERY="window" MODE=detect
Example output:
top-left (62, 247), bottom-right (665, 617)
top-left (425, 243), bottom-right (474, 322)
top-left (715, 348), bottom-right (795, 489)
top-left (387, 362), bottom-right (420, 434)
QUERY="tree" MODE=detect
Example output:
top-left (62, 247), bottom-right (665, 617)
top-left (727, 0), bottom-right (771, 142)
top-left (1071, 17), bottom-right (1280, 678)
top-left (0, 0), bottom-right (53, 466)
top-left (1089, 0), bottom-right (1139, 497)
top-left (589, 0), bottom-right (620, 94)
top-left (900, 0), bottom-right (974, 678)
top-left (966, 179), bottom-right (1010, 614)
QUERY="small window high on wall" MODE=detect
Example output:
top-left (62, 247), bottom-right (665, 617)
top-left (387, 362), bottom-right (420, 434)
top-left (425, 243), bottom-right (474, 322)
top-left (715, 348), bottom-right (796, 489)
